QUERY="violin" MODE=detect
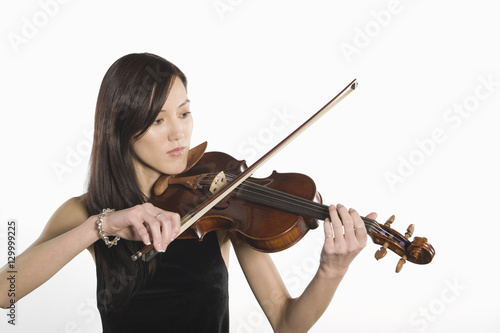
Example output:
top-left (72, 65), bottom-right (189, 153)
top-left (131, 79), bottom-right (435, 272)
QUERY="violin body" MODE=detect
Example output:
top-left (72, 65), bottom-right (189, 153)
top-left (151, 151), bottom-right (322, 252)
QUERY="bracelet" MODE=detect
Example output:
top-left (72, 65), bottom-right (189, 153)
top-left (96, 208), bottom-right (120, 248)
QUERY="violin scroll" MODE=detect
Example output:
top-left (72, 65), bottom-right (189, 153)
top-left (366, 215), bottom-right (435, 272)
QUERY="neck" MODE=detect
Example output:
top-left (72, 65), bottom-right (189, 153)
top-left (133, 162), bottom-right (161, 199)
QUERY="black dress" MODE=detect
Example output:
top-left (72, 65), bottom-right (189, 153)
top-left (96, 231), bottom-right (229, 332)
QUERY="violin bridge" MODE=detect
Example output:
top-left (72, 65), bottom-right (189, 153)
top-left (209, 171), bottom-right (227, 194)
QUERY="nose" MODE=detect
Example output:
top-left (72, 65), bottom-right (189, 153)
top-left (167, 118), bottom-right (185, 142)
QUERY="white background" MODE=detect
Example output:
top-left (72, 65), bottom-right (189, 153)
top-left (1, 0), bottom-right (499, 332)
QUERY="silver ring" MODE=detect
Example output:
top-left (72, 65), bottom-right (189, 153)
top-left (155, 212), bottom-right (163, 219)
top-left (325, 235), bottom-right (333, 238)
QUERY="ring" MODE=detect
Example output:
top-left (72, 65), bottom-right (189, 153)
top-left (325, 235), bottom-right (333, 238)
top-left (155, 213), bottom-right (163, 219)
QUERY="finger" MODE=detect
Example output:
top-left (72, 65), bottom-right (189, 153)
top-left (337, 204), bottom-right (355, 242)
top-left (348, 208), bottom-right (367, 242)
top-left (142, 204), bottom-right (171, 251)
top-left (111, 207), bottom-right (152, 245)
top-left (329, 204), bottom-right (345, 246)
top-left (323, 215), bottom-right (334, 238)
top-left (141, 211), bottom-right (164, 252)
top-left (168, 212), bottom-right (181, 239)
top-left (135, 222), bottom-right (152, 246)
top-left (156, 212), bottom-right (180, 250)
top-left (153, 214), bottom-right (170, 251)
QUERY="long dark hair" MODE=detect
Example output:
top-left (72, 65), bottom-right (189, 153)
top-left (86, 53), bottom-right (187, 310)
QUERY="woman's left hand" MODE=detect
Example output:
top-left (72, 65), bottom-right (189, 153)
top-left (319, 204), bottom-right (377, 277)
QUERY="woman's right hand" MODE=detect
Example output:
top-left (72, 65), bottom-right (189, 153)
top-left (101, 202), bottom-right (181, 252)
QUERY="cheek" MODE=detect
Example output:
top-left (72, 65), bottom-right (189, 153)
top-left (186, 120), bottom-right (194, 141)
top-left (133, 135), bottom-right (162, 163)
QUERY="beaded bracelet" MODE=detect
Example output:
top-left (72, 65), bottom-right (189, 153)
top-left (96, 208), bottom-right (120, 247)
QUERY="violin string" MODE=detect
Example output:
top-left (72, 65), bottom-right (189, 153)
top-left (201, 172), bottom-right (325, 213)
top-left (203, 174), bottom-right (392, 237)
top-left (200, 173), bottom-right (328, 217)
top-left (233, 178), bottom-right (396, 236)
top-left (236, 183), bottom-right (395, 239)
top-left (195, 173), bottom-right (403, 241)
top-left (190, 173), bottom-right (409, 250)
top-left (198, 172), bottom-right (380, 228)
top-left (208, 174), bottom-right (407, 244)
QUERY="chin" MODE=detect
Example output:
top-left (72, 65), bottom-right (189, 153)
top-left (162, 161), bottom-right (188, 176)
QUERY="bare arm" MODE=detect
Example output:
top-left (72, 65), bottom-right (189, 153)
top-left (234, 204), bottom-right (377, 333)
top-left (0, 197), bottom-right (181, 309)
top-left (0, 196), bottom-right (97, 308)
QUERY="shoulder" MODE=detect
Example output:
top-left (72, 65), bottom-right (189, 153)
top-left (31, 195), bottom-right (92, 249)
top-left (46, 194), bottom-right (90, 233)
top-left (55, 194), bottom-right (89, 220)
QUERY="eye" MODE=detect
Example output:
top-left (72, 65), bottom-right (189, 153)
top-left (180, 111), bottom-right (191, 119)
top-left (153, 118), bottom-right (164, 125)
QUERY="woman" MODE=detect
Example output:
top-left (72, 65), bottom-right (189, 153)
top-left (0, 53), bottom-right (376, 332)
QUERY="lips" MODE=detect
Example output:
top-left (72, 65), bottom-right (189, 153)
top-left (167, 146), bottom-right (186, 157)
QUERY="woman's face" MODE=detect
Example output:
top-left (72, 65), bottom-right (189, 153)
top-left (132, 76), bottom-right (193, 185)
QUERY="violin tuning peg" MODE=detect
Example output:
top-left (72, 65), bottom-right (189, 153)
top-left (374, 242), bottom-right (389, 260)
top-left (396, 255), bottom-right (407, 273)
top-left (405, 224), bottom-right (415, 240)
top-left (385, 215), bottom-right (395, 227)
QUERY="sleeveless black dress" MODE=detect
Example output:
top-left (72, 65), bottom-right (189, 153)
top-left (96, 231), bottom-right (229, 332)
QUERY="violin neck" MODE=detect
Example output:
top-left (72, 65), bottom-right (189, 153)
top-left (235, 180), bottom-right (378, 233)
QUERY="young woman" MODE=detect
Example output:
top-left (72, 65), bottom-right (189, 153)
top-left (0, 53), bottom-right (376, 332)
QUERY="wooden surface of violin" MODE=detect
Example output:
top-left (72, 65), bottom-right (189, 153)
top-left (151, 150), bottom-right (322, 252)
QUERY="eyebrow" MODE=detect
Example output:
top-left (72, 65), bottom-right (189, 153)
top-left (178, 99), bottom-right (190, 108)
top-left (160, 99), bottom-right (190, 112)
